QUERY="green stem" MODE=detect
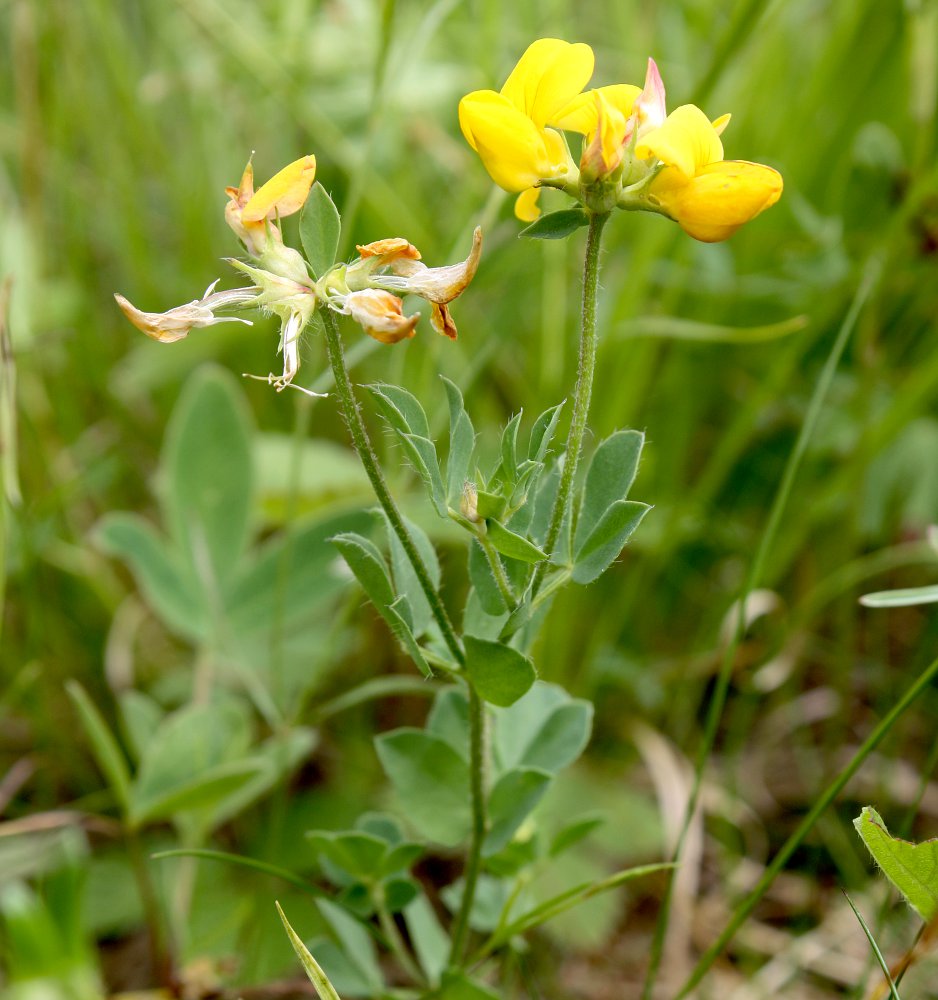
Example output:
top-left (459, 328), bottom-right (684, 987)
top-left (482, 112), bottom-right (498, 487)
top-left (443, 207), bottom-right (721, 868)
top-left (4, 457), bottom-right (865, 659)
top-left (322, 309), bottom-right (489, 968)
top-left (127, 829), bottom-right (173, 989)
top-left (642, 257), bottom-right (881, 1000)
top-left (531, 211), bottom-right (609, 596)
top-left (479, 531), bottom-right (518, 609)
top-left (449, 684), bottom-right (487, 966)
top-left (675, 650), bottom-right (938, 998)
top-left (321, 307), bottom-right (464, 666)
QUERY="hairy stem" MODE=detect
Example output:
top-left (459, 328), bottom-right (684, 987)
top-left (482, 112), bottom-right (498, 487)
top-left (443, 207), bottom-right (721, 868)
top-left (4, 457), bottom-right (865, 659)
top-left (531, 211), bottom-right (609, 596)
top-left (449, 684), bottom-right (487, 966)
top-left (322, 308), bottom-right (463, 665)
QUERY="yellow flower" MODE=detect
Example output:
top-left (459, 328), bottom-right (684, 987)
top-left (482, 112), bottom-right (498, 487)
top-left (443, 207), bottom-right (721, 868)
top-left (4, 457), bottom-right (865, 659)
top-left (635, 104), bottom-right (782, 242)
top-left (225, 155), bottom-right (317, 257)
top-left (459, 39), bottom-right (591, 219)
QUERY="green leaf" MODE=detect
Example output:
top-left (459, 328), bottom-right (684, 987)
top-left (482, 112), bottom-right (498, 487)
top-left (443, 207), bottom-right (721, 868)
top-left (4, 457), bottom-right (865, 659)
top-left (433, 971), bottom-right (502, 1000)
top-left (365, 383), bottom-right (431, 439)
top-left (93, 513), bottom-right (205, 640)
top-left (843, 892), bottom-right (903, 1000)
top-left (464, 635), bottom-right (536, 708)
top-left (404, 893), bottom-right (450, 985)
top-left (331, 533), bottom-right (394, 608)
top-left (572, 500), bottom-right (651, 584)
top-left (860, 584), bottom-right (938, 608)
top-left (299, 182), bottom-right (341, 279)
top-left (118, 690), bottom-right (163, 765)
top-left (550, 814), bottom-right (605, 856)
top-left (484, 520), bottom-right (546, 565)
top-left (528, 402), bottom-right (565, 464)
top-left (317, 899), bottom-right (383, 993)
top-left (153, 848), bottom-right (323, 898)
top-left (162, 366), bottom-right (254, 589)
top-left (276, 902), bottom-right (343, 1000)
top-left (382, 512), bottom-right (441, 640)
top-left (374, 729), bottom-right (471, 845)
top-left (498, 411), bottom-right (523, 488)
top-left (129, 700), bottom-right (252, 827)
top-left (425, 687), bottom-right (470, 760)
top-left (483, 767), bottom-right (552, 856)
top-left (441, 376), bottom-right (475, 505)
top-left (468, 539), bottom-right (507, 616)
top-left (493, 683), bottom-right (593, 776)
top-left (575, 430), bottom-right (645, 551)
top-left (307, 832), bottom-right (389, 882)
top-left (332, 533), bottom-right (432, 676)
top-left (854, 806), bottom-right (938, 920)
top-left (66, 682), bottom-right (132, 818)
top-left (401, 434), bottom-right (448, 517)
top-left (519, 208), bottom-right (590, 240)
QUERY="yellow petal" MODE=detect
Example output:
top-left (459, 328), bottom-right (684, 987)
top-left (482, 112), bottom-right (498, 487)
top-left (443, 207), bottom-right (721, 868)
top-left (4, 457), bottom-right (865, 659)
top-left (580, 90), bottom-right (628, 181)
top-left (712, 113), bottom-right (731, 136)
top-left (242, 155), bottom-right (317, 223)
top-left (459, 95), bottom-right (558, 191)
top-left (552, 84), bottom-right (642, 133)
top-left (514, 188), bottom-right (542, 221)
top-left (635, 105), bottom-right (723, 178)
top-left (500, 39), bottom-right (594, 126)
top-left (649, 159), bottom-right (783, 242)
top-left (356, 238), bottom-right (422, 261)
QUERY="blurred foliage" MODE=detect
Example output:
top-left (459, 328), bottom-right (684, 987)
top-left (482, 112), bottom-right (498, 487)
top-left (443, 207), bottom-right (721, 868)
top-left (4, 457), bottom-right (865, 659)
top-left (3, 0), bottom-right (938, 996)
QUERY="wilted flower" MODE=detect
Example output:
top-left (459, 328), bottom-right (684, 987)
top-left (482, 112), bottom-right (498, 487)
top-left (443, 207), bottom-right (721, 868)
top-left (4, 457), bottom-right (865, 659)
top-left (114, 282), bottom-right (258, 343)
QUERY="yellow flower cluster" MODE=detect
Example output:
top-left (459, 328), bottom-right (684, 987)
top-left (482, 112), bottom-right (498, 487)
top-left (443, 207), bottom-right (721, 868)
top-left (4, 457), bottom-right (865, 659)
top-left (459, 39), bottom-right (782, 241)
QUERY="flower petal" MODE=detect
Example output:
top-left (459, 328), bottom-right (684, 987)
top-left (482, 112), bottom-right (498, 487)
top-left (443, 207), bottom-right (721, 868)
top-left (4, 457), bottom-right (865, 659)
top-left (635, 58), bottom-right (666, 129)
top-left (459, 95), bottom-right (558, 191)
top-left (649, 159), bottom-right (783, 242)
top-left (345, 289), bottom-right (418, 344)
top-left (635, 105), bottom-right (723, 178)
top-left (391, 226), bottom-right (483, 304)
top-left (514, 188), bottom-right (542, 221)
top-left (430, 303), bottom-right (458, 340)
top-left (356, 238), bottom-right (422, 261)
top-left (242, 155), bottom-right (317, 223)
top-left (552, 84), bottom-right (641, 133)
top-left (500, 39), bottom-right (594, 126)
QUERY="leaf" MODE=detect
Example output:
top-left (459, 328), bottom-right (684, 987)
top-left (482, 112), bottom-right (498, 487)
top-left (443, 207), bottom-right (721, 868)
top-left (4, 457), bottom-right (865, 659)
top-left (93, 513), bottom-right (205, 640)
top-left (483, 767), bottom-right (552, 856)
top-left (468, 539), bottom-right (507, 616)
top-left (484, 520), bottom-right (546, 564)
top-left (152, 848), bottom-right (323, 898)
top-left (860, 585), bottom-right (938, 608)
top-left (493, 682), bottom-right (593, 776)
top-left (317, 899), bottom-right (384, 993)
top-left (162, 366), bottom-right (254, 590)
top-left (332, 533), bottom-right (432, 676)
top-left (66, 682), bottom-right (132, 818)
top-left (381, 511), bottom-right (441, 640)
top-left (129, 700), bottom-right (252, 827)
top-left (365, 383), bottom-right (431, 439)
top-left (425, 687), bottom-right (470, 760)
top-left (464, 635), bottom-right (536, 708)
top-left (550, 814), bottom-right (605, 857)
top-left (498, 411), bottom-right (524, 488)
top-left (276, 902), bottom-right (343, 1000)
top-left (854, 806), bottom-right (938, 921)
top-left (401, 434), bottom-right (448, 517)
top-left (441, 376), bottom-right (475, 505)
top-left (842, 892), bottom-right (903, 1000)
top-left (404, 893), bottom-right (450, 985)
top-left (307, 832), bottom-right (391, 882)
top-left (374, 730), bottom-right (471, 845)
top-left (528, 402), bottom-right (565, 465)
top-left (300, 182), bottom-right (341, 279)
top-left (434, 971), bottom-right (502, 1000)
top-left (575, 430), bottom-right (645, 551)
top-left (572, 500), bottom-right (651, 584)
top-left (118, 691), bottom-right (163, 765)
top-left (519, 208), bottom-right (590, 240)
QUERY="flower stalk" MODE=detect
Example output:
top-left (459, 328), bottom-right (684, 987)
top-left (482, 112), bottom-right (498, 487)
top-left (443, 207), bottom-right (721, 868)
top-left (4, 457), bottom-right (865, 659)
top-left (532, 210), bottom-right (609, 596)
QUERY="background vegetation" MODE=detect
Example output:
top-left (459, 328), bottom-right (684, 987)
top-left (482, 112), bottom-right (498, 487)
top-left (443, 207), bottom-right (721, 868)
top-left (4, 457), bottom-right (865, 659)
top-left (3, 0), bottom-right (938, 996)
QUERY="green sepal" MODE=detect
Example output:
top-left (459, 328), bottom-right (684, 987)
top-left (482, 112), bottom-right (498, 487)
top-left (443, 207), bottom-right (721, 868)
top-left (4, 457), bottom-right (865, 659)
top-left (519, 208), bottom-right (590, 240)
